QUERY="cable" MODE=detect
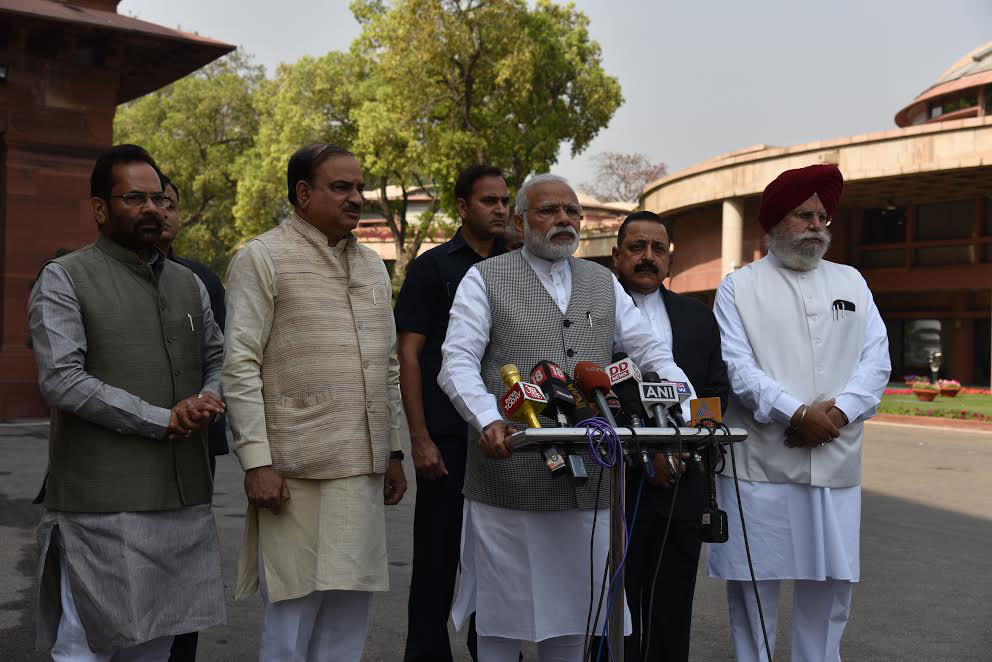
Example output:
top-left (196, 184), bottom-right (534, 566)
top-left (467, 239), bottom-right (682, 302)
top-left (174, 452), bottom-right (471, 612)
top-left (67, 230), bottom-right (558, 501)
top-left (583, 469), bottom-right (606, 662)
top-left (727, 433), bottom-right (773, 662)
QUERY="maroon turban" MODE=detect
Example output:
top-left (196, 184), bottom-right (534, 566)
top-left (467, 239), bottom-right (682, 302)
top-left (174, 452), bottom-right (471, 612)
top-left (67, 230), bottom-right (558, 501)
top-left (757, 164), bottom-right (844, 232)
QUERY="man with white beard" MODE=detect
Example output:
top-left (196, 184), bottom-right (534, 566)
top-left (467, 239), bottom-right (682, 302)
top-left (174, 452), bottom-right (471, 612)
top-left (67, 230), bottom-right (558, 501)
top-left (439, 173), bottom-right (696, 662)
top-left (709, 164), bottom-right (890, 662)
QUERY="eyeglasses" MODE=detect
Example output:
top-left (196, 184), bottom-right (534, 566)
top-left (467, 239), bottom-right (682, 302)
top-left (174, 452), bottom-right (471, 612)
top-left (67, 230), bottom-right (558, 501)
top-left (111, 192), bottom-right (172, 209)
top-left (529, 203), bottom-right (583, 221)
top-left (791, 210), bottom-right (832, 227)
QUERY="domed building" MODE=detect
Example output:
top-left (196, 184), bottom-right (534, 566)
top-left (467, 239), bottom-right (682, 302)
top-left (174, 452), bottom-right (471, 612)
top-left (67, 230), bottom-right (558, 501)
top-left (640, 42), bottom-right (992, 386)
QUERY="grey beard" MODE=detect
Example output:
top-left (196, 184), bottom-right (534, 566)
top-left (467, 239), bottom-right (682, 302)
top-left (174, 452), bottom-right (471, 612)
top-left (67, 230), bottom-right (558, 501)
top-left (523, 216), bottom-right (579, 260)
top-left (766, 228), bottom-right (831, 271)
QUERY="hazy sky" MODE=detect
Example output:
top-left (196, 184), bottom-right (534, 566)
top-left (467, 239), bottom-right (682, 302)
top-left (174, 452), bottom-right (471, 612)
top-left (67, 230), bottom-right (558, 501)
top-left (121, 0), bottom-right (992, 187)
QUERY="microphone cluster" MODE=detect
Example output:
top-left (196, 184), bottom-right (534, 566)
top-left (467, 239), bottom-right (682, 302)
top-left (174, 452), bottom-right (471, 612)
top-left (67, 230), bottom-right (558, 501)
top-left (496, 355), bottom-right (692, 486)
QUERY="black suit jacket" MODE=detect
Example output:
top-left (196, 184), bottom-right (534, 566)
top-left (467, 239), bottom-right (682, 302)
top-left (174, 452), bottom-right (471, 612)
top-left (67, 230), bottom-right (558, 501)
top-left (634, 286), bottom-right (729, 521)
top-left (170, 252), bottom-right (229, 457)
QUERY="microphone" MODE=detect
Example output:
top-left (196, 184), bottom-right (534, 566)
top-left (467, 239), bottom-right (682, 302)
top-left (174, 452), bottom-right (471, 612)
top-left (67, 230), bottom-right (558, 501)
top-left (531, 361), bottom-right (589, 485)
top-left (640, 371), bottom-right (683, 428)
top-left (641, 370), bottom-right (685, 483)
top-left (499, 364), bottom-right (548, 429)
top-left (608, 352), bottom-right (652, 473)
top-left (573, 362), bottom-right (619, 428)
top-left (608, 352), bottom-right (649, 427)
top-left (564, 375), bottom-right (600, 425)
top-left (700, 442), bottom-right (729, 543)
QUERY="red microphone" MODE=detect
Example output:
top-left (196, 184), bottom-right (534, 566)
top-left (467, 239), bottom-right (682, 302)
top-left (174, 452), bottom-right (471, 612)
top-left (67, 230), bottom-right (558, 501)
top-left (573, 361), bottom-right (619, 428)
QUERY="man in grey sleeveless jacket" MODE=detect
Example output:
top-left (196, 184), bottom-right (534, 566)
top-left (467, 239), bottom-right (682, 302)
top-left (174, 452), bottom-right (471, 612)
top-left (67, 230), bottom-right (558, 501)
top-left (438, 174), bottom-right (696, 661)
top-left (28, 144), bottom-right (226, 660)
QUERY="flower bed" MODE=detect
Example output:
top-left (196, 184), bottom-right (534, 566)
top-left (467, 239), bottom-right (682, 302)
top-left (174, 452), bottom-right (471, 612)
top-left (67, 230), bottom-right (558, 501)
top-left (878, 405), bottom-right (992, 422)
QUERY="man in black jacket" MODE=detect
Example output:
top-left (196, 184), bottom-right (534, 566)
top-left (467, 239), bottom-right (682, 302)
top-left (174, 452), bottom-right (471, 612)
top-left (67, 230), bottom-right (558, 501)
top-left (613, 211), bottom-right (730, 662)
top-left (158, 174), bottom-right (229, 662)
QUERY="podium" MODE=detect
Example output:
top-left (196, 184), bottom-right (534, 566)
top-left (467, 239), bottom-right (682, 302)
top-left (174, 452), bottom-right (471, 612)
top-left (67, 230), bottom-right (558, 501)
top-left (506, 426), bottom-right (749, 662)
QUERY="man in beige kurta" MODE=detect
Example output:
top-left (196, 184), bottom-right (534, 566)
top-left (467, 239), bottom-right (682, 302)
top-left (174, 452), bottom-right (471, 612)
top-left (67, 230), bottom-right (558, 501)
top-left (222, 143), bottom-right (407, 662)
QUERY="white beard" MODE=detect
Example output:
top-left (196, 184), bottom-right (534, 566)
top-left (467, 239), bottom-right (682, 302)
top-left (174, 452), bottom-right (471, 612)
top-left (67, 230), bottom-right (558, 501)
top-left (767, 227), bottom-right (831, 271)
top-left (523, 216), bottom-right (579, 260)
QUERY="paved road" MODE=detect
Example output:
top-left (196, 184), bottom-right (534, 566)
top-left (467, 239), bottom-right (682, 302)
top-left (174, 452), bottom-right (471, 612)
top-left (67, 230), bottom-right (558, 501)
top-left (2, 420), bottom-right (990, 661)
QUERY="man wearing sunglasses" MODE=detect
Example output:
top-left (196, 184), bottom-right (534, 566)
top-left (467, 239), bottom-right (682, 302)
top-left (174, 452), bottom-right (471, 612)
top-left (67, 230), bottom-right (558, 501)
top-left (28, 144), bottom-right (227, 659)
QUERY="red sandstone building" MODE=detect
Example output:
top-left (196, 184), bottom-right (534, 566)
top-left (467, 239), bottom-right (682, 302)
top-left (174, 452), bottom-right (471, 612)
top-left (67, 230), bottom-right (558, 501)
top-left (0, 0), bottom-right (232, 418)
top-left (641, 42), bottom-right (992, 387)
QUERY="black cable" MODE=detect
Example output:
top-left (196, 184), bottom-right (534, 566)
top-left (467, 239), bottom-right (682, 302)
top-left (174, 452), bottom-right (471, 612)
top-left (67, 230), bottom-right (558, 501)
top-left (640, 420), bottom-right (683, 660)
top-left (583, 468), bottom-right (606, 661)
top-left (726, 425), bottom-right (773, 662)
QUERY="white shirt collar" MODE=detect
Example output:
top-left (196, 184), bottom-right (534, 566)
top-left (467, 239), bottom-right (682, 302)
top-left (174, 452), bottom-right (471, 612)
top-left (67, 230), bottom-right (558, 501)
top-left (521, 245), bottom-right (570, 275)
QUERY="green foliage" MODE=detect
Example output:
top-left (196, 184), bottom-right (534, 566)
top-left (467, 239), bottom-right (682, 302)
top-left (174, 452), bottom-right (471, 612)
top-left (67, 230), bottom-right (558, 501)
top-left (115, 1), bottom-right (622, 290)
top-left (114, 51), bottom-right (263, 274)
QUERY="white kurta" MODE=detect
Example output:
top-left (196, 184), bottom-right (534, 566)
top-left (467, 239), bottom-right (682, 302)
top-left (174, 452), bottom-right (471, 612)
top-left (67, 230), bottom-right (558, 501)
top-left (454, 500), bottom-right (631, 641)
top-left (708, 254), bottom-right (889, 583)
top-left (439, 247), bottom-right (678, 641)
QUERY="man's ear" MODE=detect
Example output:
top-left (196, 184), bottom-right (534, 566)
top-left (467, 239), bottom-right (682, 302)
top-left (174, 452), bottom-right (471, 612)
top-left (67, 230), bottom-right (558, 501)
top-left (91, 197), bottom-right (108, 228)
top-left (295, 180), bottom-right (310, 210)
top-left (455, 197), bottom-right (469, 221)
top-left (512, 213), bottom-right (524, 233)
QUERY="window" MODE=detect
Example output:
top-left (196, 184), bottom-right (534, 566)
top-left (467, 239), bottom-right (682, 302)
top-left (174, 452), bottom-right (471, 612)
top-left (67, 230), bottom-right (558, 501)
top-left (929, 90), bottom-right (979, 119)
top-left (903, 320), bottom-right (942, 371)
top-left (914, 245), bottom-right (972, 266)
top-left (916, 200), bottom-right (974, 240)
top-left (986, 86), bottom-right (992, 115)
top-left (861, 207), bottom-right (906, 244)
top-left (985, 196), bottom-right (992, 235)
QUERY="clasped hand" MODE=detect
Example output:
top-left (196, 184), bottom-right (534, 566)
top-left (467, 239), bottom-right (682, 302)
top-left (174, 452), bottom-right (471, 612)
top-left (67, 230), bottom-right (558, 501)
top-left (785, 399), bottom-right (848, 448)
top-left (167, 391), bottom-right (225, 439)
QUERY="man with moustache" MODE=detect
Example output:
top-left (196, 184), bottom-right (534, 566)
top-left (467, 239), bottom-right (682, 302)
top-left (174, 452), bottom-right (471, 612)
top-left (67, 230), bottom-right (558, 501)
top-left (156, 174), bottom-right (230, 662)
top-left (395, 164), bottom-right (508, 662)
top-left (439, 174), bottom-right (696, 662)
top-left (709, 165), bottom-right (890, 662)
top-left (28, 144), bottom-right (226, 659)
top-left (222, 143), bottom-right (408, 661)
top-left (612, 211), bottom-right (729, 662)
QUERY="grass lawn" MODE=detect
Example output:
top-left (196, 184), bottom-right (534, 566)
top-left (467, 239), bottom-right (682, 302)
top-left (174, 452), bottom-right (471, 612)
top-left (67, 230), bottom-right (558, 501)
top-left (880, 393), bottom-right (992, 420)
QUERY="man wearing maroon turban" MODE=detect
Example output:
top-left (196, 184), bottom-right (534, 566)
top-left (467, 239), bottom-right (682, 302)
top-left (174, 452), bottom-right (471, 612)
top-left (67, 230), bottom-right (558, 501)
top-left (709, 164), bottom-right (891, 662)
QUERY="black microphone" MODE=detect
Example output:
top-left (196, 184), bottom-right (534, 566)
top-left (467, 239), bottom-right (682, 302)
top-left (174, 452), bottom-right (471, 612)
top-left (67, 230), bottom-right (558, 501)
top-left (530, 361), bottom-right (588, 485)
top-left (564, 375), bottom-right (600, 425)
top-left (608, 352), bottom-right (651, 472)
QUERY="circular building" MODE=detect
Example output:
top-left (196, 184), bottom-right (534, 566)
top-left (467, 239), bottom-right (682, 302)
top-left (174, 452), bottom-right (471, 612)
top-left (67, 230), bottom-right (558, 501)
top-left (640, 42), bottom-right (992, 386)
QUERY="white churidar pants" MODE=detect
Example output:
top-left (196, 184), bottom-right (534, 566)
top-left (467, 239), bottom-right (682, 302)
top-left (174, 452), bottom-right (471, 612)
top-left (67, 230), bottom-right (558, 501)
top-left (52, 555), bottom-right (174, 662)
top-left (726, 579), bottom-right (853, 662)
top-left (258, 544), bottom-right (372, 662)
top-left (477, 634), bottom-right (585, 662)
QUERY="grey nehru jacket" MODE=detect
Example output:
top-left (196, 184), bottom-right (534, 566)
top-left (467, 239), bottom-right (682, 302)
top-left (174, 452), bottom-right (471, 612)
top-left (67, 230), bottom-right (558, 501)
top-left (466, 250), bottom-right (615, 511)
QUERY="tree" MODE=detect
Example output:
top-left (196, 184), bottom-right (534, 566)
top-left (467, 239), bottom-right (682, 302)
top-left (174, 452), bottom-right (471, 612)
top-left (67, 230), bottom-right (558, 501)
top-left (114, 51), bottom-right (263, 273)
top-left (579, 152), bottom-right (667, 203)
top-left (350, 0), bottom-right (623, 289)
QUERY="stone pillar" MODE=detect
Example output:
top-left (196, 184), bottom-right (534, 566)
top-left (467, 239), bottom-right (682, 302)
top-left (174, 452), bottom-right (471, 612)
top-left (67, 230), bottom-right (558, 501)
top-left (721, 198), bottom-right (744, 277)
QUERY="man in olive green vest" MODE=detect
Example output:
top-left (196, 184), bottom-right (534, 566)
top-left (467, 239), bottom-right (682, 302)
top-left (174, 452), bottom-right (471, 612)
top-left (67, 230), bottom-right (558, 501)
top-left (28, 144), bottom-right (227, 660)
top-left (223, 143), bottom-right (407, 662)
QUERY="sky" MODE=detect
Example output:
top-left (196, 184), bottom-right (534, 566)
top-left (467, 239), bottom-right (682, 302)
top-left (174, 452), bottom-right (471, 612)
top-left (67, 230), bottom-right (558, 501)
top-left (120, 0), bottom-right (992, 188)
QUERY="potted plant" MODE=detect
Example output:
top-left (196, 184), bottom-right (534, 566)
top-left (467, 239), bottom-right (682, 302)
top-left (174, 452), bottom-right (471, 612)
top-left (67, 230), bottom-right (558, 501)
top-left (911, 381), bottom-right (939, 402)
top-left (903, 374), bottom-right (923, 387)
top-left (937, 379), bottom-right (961, 397)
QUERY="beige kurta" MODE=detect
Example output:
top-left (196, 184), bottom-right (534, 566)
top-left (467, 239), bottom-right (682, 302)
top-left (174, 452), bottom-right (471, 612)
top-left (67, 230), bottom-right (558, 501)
top-left (224, 223), bottom-right (403, 602)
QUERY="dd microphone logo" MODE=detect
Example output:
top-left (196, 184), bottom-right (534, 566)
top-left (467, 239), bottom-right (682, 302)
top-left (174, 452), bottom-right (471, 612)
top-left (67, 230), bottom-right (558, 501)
top-left (608, 358), bottom-right (641, 385)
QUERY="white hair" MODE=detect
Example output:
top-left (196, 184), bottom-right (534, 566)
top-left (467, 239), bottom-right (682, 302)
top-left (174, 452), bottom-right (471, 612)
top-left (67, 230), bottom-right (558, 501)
top-left (514, 173), bottom-right (571, 216)
top-left (765, 224), bottom-right (831, 272)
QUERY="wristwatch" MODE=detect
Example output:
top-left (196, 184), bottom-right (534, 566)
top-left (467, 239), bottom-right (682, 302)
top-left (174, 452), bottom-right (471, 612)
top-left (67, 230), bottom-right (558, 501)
top-left (389, 450), bottom-right (405, 461)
